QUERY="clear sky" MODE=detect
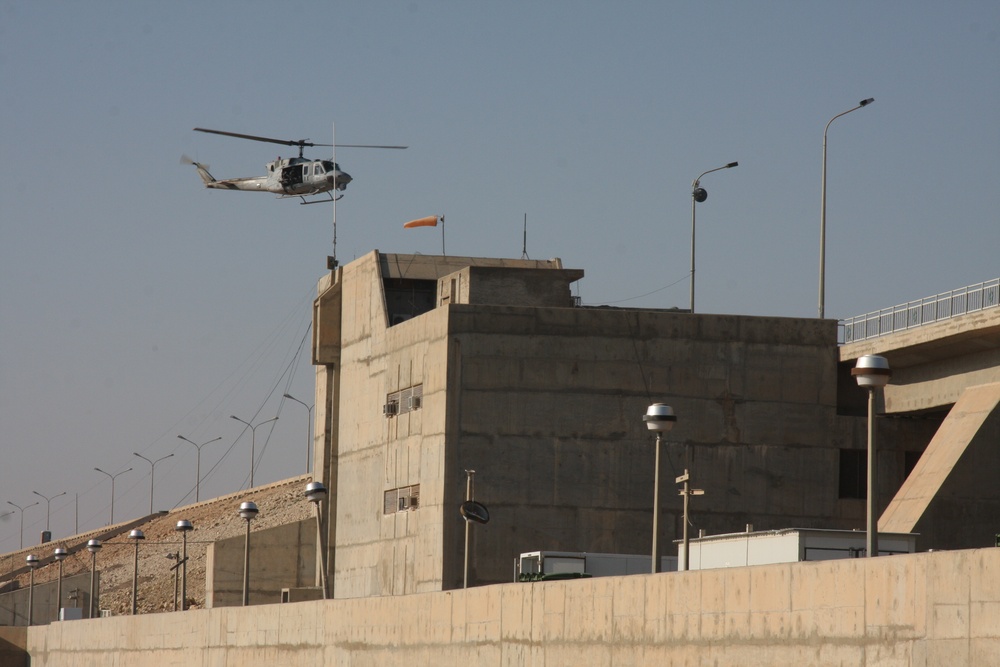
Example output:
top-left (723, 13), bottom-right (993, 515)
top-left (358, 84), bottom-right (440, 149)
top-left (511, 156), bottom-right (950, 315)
top-left (1, 1), bottom-right (997, 550)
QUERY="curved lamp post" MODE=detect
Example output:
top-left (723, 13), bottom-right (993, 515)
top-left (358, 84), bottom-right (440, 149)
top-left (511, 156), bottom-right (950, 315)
top-left (86, 539), bottom-right (102, 619)
top-left (818, 98), bottom-right (874, 319)
top-left (284, 393), bottom-right (315, 474)
top-left (643, 403), bottom-right (677, 573)
top-left (852, 354), bottom-right (891, 557)
top-left (230, 416), bottom-right (278, 489)
top-left (32, 490), bottom-right (67, 535)
top-left (133, 452), bottom-right (174, 515)
top-left (129, 529), bottom-right (145, 615)
top-left (239, 501), bottom-right (259, 606)
top-left (53, 547), bottom-right (68, 621)
top-left (177, 435), bottom-right (221, 503)
top-left (305, 482), bottom-right (329, 599)
top-left (175, 520), bottom-right (194, 610)
top-left (690, 161), bottom-right (738, 313)
top-left (7, 500), bottom-right (39, 550)
top-left (94, 467), bottom-right (132, 525)
top-left (25, 554), bottom-right (40, 626)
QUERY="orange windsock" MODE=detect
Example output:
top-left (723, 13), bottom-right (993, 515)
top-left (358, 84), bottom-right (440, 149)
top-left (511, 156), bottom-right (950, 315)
top-left (403, 215), bottom-right (439, 229)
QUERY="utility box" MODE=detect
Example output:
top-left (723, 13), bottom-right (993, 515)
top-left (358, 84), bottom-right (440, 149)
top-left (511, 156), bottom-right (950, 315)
top-left (59, 608), bottom-right (83, 621)
top-left (280, 587), bottom-right (324, 603)
top-left (516, 551), bottom-right (678, 581)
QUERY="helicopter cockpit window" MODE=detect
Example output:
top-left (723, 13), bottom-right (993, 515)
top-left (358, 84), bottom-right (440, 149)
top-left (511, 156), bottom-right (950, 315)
top-left (314, 163), bottom-right (325, 175)
top-left (322, 161), bottom-right (338, 172)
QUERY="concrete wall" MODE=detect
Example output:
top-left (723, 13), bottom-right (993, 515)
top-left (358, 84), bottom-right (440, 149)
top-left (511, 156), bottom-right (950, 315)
top-left (206, 520), bottom-right (316, 608)
top-left (0, 573), bottom-right (94, 626)
top-left (14, 548), bottom-right (1000, 666)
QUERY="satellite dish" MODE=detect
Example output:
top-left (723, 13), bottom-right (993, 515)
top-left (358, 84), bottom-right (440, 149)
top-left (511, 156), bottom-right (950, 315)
top-left (460, 500), bottom-right (490, 524)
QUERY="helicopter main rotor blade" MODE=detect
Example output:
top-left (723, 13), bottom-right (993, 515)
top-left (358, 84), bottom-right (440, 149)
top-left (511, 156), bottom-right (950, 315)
top-left (194, 128), bottom-right (319, 148)
top-left (194, 128), bottom-right (406, 150)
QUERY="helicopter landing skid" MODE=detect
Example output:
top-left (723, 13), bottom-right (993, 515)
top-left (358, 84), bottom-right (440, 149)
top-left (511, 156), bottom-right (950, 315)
top-left (299, 192), bottom-right (342, 205)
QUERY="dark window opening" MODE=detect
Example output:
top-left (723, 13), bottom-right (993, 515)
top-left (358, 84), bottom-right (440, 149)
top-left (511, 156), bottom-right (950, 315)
top-left (839, 449), bottom-right (866, 499)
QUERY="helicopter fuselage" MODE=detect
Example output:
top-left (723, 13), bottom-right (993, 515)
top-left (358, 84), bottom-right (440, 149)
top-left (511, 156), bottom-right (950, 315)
top-left (194, 157), bottom-right (352, 197)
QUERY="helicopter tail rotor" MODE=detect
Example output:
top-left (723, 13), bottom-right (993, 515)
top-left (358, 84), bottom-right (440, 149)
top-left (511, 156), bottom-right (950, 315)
top-left (181, 154), bottom-right (216, 185)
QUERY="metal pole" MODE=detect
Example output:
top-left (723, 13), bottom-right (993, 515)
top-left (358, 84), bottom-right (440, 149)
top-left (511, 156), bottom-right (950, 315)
top-left (819, 99), bottom-right (874, 319)
top-left (89, 552), bottom-right (98, 619)
top-left (131, 541), bottom-right (140, 615)
top-left (652, 433), bottom-right (662, 573)
top-left (315, 503), bottom-right (329, 599)
top-left (463, 470), bottom-right (474, 589)
top-left (866, 387), bottom-right (879, 557)
top-left (242, 518), bottom-right (251, 606)
top-left (27, 568), bottom-right (34, 626)
top-left (181, 532), bottom-right (189, 610)
top-left (56, 559), bottom-right (64, 621)
top-left (682, 470), bottom-right (691, 571)
top-left (690, 193), bottom-right (697, 313)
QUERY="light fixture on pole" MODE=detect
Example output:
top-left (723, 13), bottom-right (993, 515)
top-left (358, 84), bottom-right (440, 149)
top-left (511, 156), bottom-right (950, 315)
top-left (690, 161), bottom-right (738, 313)
top-left (818, 98), bottom-right (874, 319)
top-left (133, 452), bottom-right (174, 515)
top-left (230, 416), bottom-right (279, 489)
top-left (852, 354), bottom-right (891, 558)
top-left (86, 539), bottom-right (102, 619)
top-left (459, 469), bottom-right (491, 588)
top-left (177, 435), bottom-right (221, 503)
top-left (129, 529), bottom-right (145, 615)
top-left (32, 490), bottom-right (67, 536)
top-left (175, 520), bottom-right (194, 610)
top-left (284, 394), bottom-right (315, 474)
top-left (6, 500), bottom-right (39, 550)
top-left (53, 547), bottom-right (68, 621)
top-left (26, 554), bottom-right (39, 626)
top-left (304, 482), bottom-right (329, 599)
top-left (94, 467), bottom-right (132, 525)
top-left (239, 501), bottom-right (259, 606)
top-left (643, 404), bottom-right (677, 573)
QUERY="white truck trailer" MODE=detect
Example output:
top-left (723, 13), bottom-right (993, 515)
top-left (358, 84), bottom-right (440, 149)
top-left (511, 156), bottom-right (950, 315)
top-left (516, 551), bottom-right (678, 581)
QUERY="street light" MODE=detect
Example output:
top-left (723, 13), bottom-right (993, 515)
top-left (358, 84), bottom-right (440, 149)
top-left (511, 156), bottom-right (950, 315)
top-left (238, 501), bottom-right (259, 606)
top-left (86, 539), bottom-right (102, 619)
top-left (852, 354), bottom-right (891, 558)
top-left (32, 490), bottom-right (67, 535)
top-left (818, 97), bottom-right (875, 319)
top-left (26, 554), bottom-right (39, 626)
top-left (643, 403), bottom-right (676, 573)
top-left (133, 452), bottom-right (174, 515)
top-left (284, 393), bottom-right (315, 474)
top-left (129, 529), bottom-right (145, 615)
top-left (94, 467), bottom-right (132, 525)
top-left (304, 482), bottom-right (329, 599)
top-left (177, 435), bottom-right (222, 503)
top-left (690, 161), bottom-right (738, 313)
top-left (6, 500), bottom-right (39, 550)
top-left (230, 416), bottom-right (278, 489)
top-left (175, 520), bottom-right (193, 610)
top-left (53, 547), bottom-right (68, 621)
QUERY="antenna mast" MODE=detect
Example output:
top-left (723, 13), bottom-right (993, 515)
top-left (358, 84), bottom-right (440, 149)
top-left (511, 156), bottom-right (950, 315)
top-left (521, 213), bottom-right (529, 259)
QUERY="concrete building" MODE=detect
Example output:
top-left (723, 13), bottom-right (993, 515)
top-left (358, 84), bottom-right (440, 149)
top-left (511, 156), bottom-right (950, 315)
top-left (309, 251), bottom-right (992, 599)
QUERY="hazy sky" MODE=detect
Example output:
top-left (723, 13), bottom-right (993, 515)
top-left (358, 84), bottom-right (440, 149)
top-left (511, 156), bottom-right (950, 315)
top-left (1, 1), bottom-right (997, 550)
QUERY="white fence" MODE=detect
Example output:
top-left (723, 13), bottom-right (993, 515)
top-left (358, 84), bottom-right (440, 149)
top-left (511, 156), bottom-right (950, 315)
top-left (840, 278), bottom-right (999, 343)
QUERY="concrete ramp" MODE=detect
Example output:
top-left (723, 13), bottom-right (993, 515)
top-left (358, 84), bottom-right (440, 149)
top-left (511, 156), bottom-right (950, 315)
top-left (879, 382), bottom-right (1000, 548)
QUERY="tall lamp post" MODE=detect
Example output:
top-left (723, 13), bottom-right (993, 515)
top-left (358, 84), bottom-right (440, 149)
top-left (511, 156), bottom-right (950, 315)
top-left (25, 554), bottom-right (39, 626)
top-left (6, 500), bottom-right (38, 550)
top-left (284, 393), bottom-right (315, 474)
top-left (305, 482), bottom-right (329, 599)
top-left (818, 98), bottom-right (874, 319)
top-left (133, 452), bottom-right (174, 514)
top-left (86, 539), bottom-right (102, 619)
top-left (690, 161), bottom-right (738, 313)
top-left (53, 547), bottom-right (68, 621)
top-left (175, 520), bottom-right (193, 610)
top-left (177, 435), bottom-right (221, 503)
top-left (129, 529), bottom-right (145, 615)
top-left (852, 354), bottom-right (891, 557)
top-left (643, 403), bottom-right (677, 573)
top-left (32, 490), bottom-right (67, 536)
top-left (94, 467), bottom-right (132, 525)
top-left (230, 416), bottom-right (278, 489)
top-left (239, 501), bottom-right (259, 606)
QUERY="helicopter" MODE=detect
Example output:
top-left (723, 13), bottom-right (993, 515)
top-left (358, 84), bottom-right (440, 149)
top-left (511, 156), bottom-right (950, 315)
top-left (183, 127), bottom-right (406, 204)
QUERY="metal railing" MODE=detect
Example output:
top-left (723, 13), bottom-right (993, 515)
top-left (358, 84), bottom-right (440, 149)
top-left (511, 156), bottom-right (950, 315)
top-left (839, 278), bottom-right (999, 343)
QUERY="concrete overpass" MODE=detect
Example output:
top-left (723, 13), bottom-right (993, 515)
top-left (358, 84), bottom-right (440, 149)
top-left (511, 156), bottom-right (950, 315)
top-left (839, 306), bottom-right (1000, 551)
